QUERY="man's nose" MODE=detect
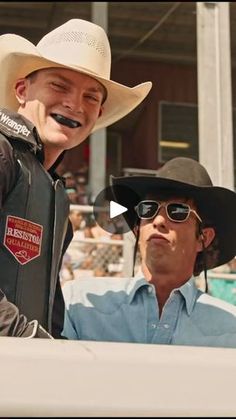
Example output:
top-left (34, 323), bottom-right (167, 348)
top-left (63, 91), bottom-right (83, 113)
top-left (152, 206), bottom-right (167, 226)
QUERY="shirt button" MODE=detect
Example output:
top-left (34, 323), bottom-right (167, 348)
top-left (163, 324), bottom-right (169, 329)
top-left (151, 323), bottom-right (157, 329)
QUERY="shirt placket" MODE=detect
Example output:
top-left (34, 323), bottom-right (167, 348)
top-left (151, 292), bottom-right (183, 344)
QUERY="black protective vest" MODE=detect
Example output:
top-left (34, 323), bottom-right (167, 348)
top-left (0, 109), bottom-right (70, 333)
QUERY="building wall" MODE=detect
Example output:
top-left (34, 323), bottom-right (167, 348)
top-left (112, 59), bottom-right (198, 170)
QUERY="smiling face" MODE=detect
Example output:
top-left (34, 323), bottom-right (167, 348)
top-left (138, 194), bottom-right (214, 280)
top-left (14, 67), bottom-right (106, 167)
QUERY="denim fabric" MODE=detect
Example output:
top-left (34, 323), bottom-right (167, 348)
top-left (62, 275), bottom-right (236, 348)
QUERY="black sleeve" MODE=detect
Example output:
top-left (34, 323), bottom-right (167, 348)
top-left (0, 134), bottom-right (17, 206)
top-left (0, 289), bottom-right (29, 336)
top-left (0, 289), bottom-right (52, 338)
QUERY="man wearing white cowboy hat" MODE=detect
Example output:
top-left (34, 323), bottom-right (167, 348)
top-left (62, 157), bottom-right (236, 348)
top-left (0, 18), bottom-right (152, 338)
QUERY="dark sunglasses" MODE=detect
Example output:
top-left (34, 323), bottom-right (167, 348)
top-left (135, 200), bottom-right (202, 223)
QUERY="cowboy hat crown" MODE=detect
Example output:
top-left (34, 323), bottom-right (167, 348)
top-left (0, 19), bottom-right (152, 132)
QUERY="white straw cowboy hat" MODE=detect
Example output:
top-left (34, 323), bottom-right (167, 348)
top-left (0, 18), bottom-right (152, 132)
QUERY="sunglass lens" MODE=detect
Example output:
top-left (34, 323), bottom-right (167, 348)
top-left (137, 201), bottom-right (159, 219)
top-left (167, 203), bottom-right (189, 221)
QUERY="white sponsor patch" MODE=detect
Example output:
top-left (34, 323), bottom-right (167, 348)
top-left (0, 110), bottom-right (30, 137)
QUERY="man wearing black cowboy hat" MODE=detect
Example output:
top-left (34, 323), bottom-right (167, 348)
top-left (0, 18), bottom-right (152, 338)
top-left (62, 157), bottom-right (236, 348)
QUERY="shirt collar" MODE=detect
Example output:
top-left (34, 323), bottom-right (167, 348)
top-left (178, 276), bottom-right (200, 315)
top-left (134, 269), bottom-right (199, 315)
top-left (128, 274), bottom-right (150, 303)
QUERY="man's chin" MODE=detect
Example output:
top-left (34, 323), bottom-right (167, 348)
top-left (42, 126), bottom-right (90, 149)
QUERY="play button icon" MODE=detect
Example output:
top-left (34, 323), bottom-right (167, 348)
top-left (93, 185), bottom-right (140, 234)
top-left (110, 201), bottom-right (127, 219)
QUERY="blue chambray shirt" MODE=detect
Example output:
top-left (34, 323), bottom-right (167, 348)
top-left (62, 275), bottom-right (236, 348)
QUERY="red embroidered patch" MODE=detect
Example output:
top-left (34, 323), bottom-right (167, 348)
top-left (4, 216), bottom-right (43, 265)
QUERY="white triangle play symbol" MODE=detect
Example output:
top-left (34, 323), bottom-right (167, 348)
top-left (110, 201), bottom-right (128, 219)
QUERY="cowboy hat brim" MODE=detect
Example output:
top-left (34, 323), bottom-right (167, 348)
top-left (0, 34), bottom-right (152, 132)
top-left (111, 174), bottom-right (236, 271)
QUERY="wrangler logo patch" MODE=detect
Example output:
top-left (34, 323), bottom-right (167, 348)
top-left (0, 110), bottom-right (30, 137)
top-left (4, 216), bottom-right (43, 265)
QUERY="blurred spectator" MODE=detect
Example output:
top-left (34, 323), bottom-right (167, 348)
top-left (60, 209), bottom-right (90, 284)
top-left (63, 171), bottom-right (77, 189)
top-left (90, 221), bottom-right (113, 240)
top-left (60, 252), bottom-right (74, 287)
top-left (76, 183), bottom-right (89, 204)
top-left (66, 187), bottom-right (79, 204)
top-left (69, 209), bottom-right (85, 234)
top-left (75, 169), bottom-right (88, 184)
top-left (67, 209), bottom-right (90, 266)
top-left (62, 170), bottom-right (90, 204)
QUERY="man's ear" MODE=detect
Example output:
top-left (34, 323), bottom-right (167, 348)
top-left (98, 105), bottom-right (104, 118)
top-left (198, 227), bottom-right (215, 251)
top-left (14, 78), bottom-right (28, 105)
top-left (133, 224), bottom-right (139, 236)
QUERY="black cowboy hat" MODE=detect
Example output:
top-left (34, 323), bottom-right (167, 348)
top-left (111, 157), bottom-right (236, 273)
